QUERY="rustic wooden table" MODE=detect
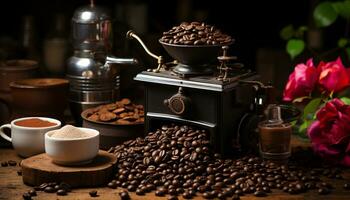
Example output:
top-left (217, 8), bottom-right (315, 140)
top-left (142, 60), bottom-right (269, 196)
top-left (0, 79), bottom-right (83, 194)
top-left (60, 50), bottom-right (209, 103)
top-left (1, 139), bottom-right (350, 200)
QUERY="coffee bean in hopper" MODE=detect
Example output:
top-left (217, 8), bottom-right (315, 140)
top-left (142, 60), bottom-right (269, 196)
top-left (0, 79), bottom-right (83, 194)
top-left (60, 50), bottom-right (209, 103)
top-left (160, 22), bottom-right (233, 45)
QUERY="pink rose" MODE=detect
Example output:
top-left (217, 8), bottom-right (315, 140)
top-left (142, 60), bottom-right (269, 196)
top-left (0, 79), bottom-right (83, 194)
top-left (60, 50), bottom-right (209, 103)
top-left (318, 57), bottom-right (350, 94)
top-left (283, 59), bottom-right (318, 101)
top-left (307, 98), bottom-right (350, 166)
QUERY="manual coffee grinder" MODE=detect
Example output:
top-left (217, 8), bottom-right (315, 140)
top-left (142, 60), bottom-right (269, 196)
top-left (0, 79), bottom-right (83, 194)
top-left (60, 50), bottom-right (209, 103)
top-left (127, 30), bottom-right (273, 156)
top-left (67, 0), bottom-right (138, 123)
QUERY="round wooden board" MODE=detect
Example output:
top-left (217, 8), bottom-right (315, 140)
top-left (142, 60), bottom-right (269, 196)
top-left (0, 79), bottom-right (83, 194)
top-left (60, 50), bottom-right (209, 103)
top-left (21, 150), bottom-right (117, 187)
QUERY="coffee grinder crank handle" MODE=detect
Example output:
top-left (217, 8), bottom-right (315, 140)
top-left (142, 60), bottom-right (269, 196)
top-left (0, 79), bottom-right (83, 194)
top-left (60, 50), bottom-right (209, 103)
top-left (126, 30), bottom-right (165, 73)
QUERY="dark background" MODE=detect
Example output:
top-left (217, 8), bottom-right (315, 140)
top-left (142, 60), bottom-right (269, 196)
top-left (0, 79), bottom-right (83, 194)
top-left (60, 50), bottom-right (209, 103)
top-left (0, 0), bottom-right (345, 94)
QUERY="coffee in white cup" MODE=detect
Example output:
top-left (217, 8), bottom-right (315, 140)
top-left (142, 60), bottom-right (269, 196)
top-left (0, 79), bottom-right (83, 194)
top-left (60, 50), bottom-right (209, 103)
top-left (0, 117), bottom-right (61, 157)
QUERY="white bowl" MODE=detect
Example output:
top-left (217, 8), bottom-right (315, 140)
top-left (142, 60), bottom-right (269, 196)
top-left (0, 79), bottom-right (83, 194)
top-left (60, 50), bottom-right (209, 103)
top-left (45, 127), bottom-right (100, 165)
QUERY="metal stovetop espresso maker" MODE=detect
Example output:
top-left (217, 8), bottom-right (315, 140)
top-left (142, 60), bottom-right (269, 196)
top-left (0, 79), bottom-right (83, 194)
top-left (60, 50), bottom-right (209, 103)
top-left (67, 0), bottom-right (138, 123)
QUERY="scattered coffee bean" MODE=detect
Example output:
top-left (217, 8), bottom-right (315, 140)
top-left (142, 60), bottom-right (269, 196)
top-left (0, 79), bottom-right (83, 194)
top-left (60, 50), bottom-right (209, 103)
top-left (28, 190), bottom-right (37, 196)
top-left (136, 188), bottom-right (145, 195)
top-left (57, 189), bottom-right (67, 196)
top-left (107, 181), bottom-right (117, 189)
top-left (318, 188), bottom-right (330, 195)
top-left (89, 190), bottom-right (98, 197)
top-left (168, 195), bottom-right (179, 200)
top-left (155, 189), bottom-right (165, 197)
top-left (7, 160), bottom-right (17, 166)
top-left (254, 191), bottom-right (267, 197)
top-left (1, 161), bottom-right (8, 167)
top-left (232, 194), bottom-right (240, 200)
top-left (182, 191), bottom-right (192, 199)
top-left (59, 182), bottom-right (71, 192)
top-left (17, 170), bottom-right (22, 176)
top-left (44, 186), bottom-right (55, 193)
top-left (22, 192), bottom-right (31, 200)
top-left (119, 191), bottom-right (130, 200)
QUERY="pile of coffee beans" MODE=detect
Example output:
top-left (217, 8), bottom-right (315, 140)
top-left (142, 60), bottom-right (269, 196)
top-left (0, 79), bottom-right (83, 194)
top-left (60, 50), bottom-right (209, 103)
top-left (107, 124), bottom-right (349, 199)
top-left (160, 22), bottom-right (233, 45)
top-left (86, 98), bottom-right (144, 125)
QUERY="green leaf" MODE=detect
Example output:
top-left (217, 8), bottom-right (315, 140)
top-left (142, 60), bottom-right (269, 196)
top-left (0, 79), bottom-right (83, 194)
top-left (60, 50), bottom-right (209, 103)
top-left (338, 38), bottom-right (348, 48)
top-left (298, 120), bottom-right (314, 134)
top-left (346, 47), bottom-right (350, 59)
top-left (332, 0), bottom-right (350, 20)
top-left (280, 25), bottom-right (295, 40)
top-left (295, 26), bottom-right (308, 38)
top-left (303, 97), bottom-right (322, 120)
top-left (340, 97), bottom-right (350, 105)
top-left (286, 39), bottom-right (305, 59)
top-left (314, 2), bottom-right (338, 27)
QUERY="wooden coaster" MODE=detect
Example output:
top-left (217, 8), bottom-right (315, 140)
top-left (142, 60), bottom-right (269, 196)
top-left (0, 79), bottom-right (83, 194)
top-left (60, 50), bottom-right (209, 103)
top-left (21, 150), bottom-right (116, 187)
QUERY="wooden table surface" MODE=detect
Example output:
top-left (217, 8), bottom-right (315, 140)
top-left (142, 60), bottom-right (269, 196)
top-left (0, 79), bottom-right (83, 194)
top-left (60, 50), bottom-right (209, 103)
top-left (1, 139), bottom-right (350, 200)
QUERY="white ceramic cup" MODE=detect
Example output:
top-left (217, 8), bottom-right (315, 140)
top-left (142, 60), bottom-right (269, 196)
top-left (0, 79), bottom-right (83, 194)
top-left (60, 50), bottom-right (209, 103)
top-left (45, 127), bottom-right (99, 165)
top-left (0, 117), bottom-right (61, 157)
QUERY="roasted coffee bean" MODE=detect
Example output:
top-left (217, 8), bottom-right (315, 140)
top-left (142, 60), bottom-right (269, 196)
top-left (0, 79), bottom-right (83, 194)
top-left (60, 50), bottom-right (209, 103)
top-left (182, 191), bottom-right (192, 199)
top-left (56, 189), bottom-right (67, 196)
top-left (136, 188), bottom-right (145, 195)
top-left (59, 182), bottom-right (71, 192)
top-left (168, 195), bottom-right (179, 200)
top-left (232, 194), bottom-right (241, 200)
top-left (17, 170), bottom-right (22, 176)
top-left (7, 160), bottom-right (17, 166)
top-left (318, 188), bottom-right (330, 195)
top-left (22, 192), bottom-right (31, 200)
top-left (107, 181), bottom-right (117, 189)
top-left (1, 161), bottom-right (8, 167)
top-left (344, 183), bottom-right (350, 190)
top-left (127, 184), bottom-right (136, 192)
top-left (202, 192), bottom-right (214, 199)
top-left (119, 191), bottom-right (130, 200)
top-left (54, 185), bottom-right (61, 190)
top-left (254, 191), bottom-right (267, 197)
top-left (28, 190), bottom-right (37, 196)
top-left (155, 189), bottom-right (165, 196)
top-left (89, 190), bottom-right (98, 197)
top-left (160, 22), bottom-right (233, 45)
top-left (44, 186), bottom-right (55, 193)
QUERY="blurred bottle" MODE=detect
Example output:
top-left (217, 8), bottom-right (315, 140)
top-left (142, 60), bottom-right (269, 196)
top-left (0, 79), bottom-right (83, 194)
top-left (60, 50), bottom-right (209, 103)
top-left (43, 14), bottom-right (68, 76)
top-left (20, 15), bottom-right (39, 60)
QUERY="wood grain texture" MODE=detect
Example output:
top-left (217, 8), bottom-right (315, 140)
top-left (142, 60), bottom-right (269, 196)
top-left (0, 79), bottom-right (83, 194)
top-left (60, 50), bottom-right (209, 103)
top-left (21, 150), bottom-right (117, 187)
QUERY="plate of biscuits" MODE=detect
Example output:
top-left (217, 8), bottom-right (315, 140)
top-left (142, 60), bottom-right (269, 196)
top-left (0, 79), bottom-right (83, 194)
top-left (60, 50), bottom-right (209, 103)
top-left (81, 98), bottom-right (145, 149)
